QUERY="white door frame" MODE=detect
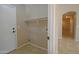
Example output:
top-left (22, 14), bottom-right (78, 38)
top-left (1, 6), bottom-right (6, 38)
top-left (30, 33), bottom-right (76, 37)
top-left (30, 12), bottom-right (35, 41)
top-left (48, 4), bottom-right (58, 54)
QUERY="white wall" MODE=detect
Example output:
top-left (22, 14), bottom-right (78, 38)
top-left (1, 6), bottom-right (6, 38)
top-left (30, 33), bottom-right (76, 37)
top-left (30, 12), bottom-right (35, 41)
top-left (16, 4), bottom-right (48, 47)
top-left (25, 4), bottom-right (48, 20)
top-left (56, 4), bottom-right (79, 41)
top-left (16, 5), bottom-right (29, 47)
top-left (26, 18), bottom-right (48, 49)
top-left (24, 4), bottom-right (48, 49)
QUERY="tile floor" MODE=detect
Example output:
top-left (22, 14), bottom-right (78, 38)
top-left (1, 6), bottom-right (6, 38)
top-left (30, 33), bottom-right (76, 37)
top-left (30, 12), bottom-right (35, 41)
top-left (9, 44), bottom-right (47, 54)
top-left (58, 37), bottom-right (79, 54)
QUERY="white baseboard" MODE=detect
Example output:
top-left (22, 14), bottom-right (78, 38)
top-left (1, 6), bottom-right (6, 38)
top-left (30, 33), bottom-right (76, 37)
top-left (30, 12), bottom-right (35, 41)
top-left (29, 42), bottom-right (47, 51)
top-left (17, 42), bottom-right (30, 49)
top-left (16, 42), bottom-right (47, 51)
top-left (0, 42), bottom-right (47, 54)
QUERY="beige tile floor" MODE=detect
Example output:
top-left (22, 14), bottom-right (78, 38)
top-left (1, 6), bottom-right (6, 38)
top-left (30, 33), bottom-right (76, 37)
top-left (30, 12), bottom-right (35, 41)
top-left (9, 44), bottom-right (47, 54)
top-left (58, 37), bottom-right (79, 54)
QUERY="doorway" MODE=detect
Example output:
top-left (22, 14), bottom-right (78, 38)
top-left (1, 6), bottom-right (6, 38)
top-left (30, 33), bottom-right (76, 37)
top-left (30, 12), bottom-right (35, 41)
top-left (58, 11), bottom-right (77, 53)
top-left (62, 11), bottom-right (76, 39)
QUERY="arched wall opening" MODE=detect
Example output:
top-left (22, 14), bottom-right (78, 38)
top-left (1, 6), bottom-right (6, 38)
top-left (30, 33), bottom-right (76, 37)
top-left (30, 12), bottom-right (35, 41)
top-left (62, 11), bottom-right (76, 39)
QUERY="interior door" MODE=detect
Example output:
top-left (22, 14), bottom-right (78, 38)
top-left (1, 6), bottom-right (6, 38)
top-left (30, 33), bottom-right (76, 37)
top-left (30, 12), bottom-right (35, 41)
top-left (0, 5), bottom-right (16, 53)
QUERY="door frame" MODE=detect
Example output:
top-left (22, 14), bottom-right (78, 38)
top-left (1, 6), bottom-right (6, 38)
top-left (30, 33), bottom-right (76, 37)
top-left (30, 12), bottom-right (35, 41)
top-left (48, 4), bottom-right (58, 54)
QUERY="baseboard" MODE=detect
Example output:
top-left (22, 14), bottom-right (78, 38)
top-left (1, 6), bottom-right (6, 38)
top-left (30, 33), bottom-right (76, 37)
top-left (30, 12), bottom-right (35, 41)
top-left (17, 42), bottom-right (30, 49)
top-left (0, 42), bottom-right (47, 54)
top-left (16, 42), bottom-right (47, 51)
top-left (29, 42), bottom-right (47, 51)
